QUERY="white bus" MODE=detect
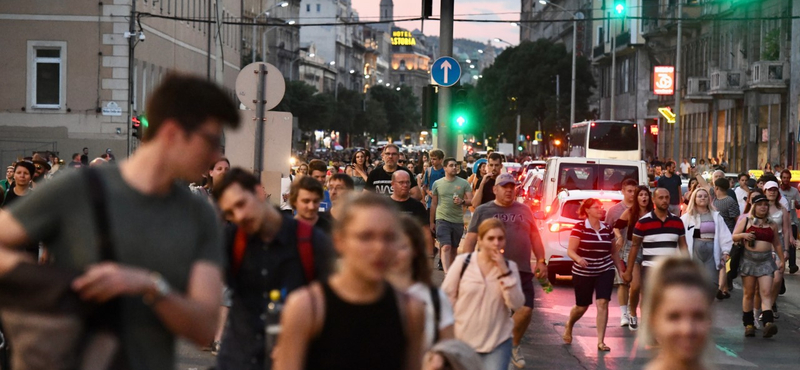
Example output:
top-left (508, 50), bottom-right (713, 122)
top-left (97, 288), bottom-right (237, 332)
top-left (568, 120), bottom-right (642, 161)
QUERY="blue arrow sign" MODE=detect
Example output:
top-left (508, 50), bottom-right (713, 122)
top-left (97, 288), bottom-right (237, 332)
top-left (431, 56), bottom-right (462, 87)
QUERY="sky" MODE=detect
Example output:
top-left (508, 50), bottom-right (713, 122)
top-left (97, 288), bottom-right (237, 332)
top-left (349, 0), bottom-right (521, 45)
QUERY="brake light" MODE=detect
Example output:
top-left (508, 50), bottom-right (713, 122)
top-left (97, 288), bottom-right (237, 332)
top-left (549, 222), bottom-right (575, 233)
top-left (545, 205), bottom-right (551, 213)
top-left (599, 199), bottom-right (613, 202)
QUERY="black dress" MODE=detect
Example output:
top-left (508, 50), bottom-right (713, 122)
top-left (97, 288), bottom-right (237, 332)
top-left (305, 281), bottom-right (406, 370)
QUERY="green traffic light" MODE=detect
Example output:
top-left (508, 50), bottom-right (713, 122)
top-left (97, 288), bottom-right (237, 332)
top-left (456, 116), bottom-right (466, 126)
top-left (615, 3), bottom-right (624, 15)
top-left (140, 115), bottom-right (149, 128)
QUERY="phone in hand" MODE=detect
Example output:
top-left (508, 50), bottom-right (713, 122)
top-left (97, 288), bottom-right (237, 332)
top-left (690, 157), bottom-right (697, 168)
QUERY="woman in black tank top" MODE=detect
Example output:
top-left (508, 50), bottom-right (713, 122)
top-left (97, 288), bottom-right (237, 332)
top-left (273, 194), bottom-right (425, 370)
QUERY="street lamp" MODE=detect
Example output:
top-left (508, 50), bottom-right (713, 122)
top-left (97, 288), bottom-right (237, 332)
top-left (493, 38), bottom-right (512, 46)
top-left (539, 0), bottom-right (583, 127)
top-left (251, 1), bottom-right (289, 62)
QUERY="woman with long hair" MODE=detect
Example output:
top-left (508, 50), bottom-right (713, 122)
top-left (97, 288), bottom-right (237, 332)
top-left (684, 177), bottom-right (699, 205)
top-left (192, 158), bottom-right (230, 199)
top-left (345, 150), bottom-right (370, 192)
top-left (757, 182), bottom-right (792, 322)
top-left (731, 193), bottom-right (784, 337)
top-left (388, 216), bottom-right (454, 351)
top-left (563, 198), bottom-right (625, 351)
top-left (441, 218), bottom-right (524, 369)
top-left (274, 194), bottom-right (425, 370)
top-left (640, 256), bottom-right (714, 370)
top-left (680, 187), bottom-right (733, 298)
top-left (612, 185), bottom-right (653, 330)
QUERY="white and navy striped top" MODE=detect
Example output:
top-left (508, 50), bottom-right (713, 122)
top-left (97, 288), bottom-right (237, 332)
top-left (632, 211), bottom-right (686, 267)
top-left (569, 220), bottom-right (615, 276)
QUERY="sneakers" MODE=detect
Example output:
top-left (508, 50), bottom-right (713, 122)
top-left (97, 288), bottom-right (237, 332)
top-left (211, 341), bottom-right (221, 356)
top-left (511, 345), bottom-right (526, 369)
top-left (716, 290), bottom-right (726, 300)
top-left (620, 313), bottom-right (630, 327)
top-left (628, 316), bottom-right (639, 331)
top-left (763, 322), bottom-right (778, 338)
top-left (744, 325), bottom-right (756, 337)
top-left (790, 265), bottom-right (799, 274)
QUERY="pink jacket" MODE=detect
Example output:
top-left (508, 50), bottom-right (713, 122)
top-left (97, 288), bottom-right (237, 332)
top-left (441, 252), bottom-right (525, 353)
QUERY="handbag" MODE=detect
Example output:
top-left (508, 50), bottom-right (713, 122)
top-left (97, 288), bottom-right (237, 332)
top-left (727, 218), bottom-right (748, 283)
top-left (0, 168), bottom-right (126, 370)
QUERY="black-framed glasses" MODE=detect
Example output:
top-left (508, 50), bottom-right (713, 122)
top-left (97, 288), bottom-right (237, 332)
top-left (398, 160), bottom-right (407, 164)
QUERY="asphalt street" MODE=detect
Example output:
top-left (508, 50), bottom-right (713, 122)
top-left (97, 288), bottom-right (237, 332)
top-left (176, 268), bottom-right (800, 370)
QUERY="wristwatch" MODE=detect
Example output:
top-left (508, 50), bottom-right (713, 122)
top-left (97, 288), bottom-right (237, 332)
top-left (537, 259), bottom-right (546, 264)
top-left (143, 272), bottom-right (172, 305)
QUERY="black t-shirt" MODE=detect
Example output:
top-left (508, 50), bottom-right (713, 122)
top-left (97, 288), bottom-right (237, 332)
top-left (2, 186), bottom-right (29, 208)
top-left (365, 166), bottom-right (417, 196)
top-left (479, 177), bottom-right (496, 205)
top-left (656, 174), bottom-right (682, 205)
top-left (457, 170), bottom-right (468, 179)
top-left (393, 197), bottom-right (429, 226)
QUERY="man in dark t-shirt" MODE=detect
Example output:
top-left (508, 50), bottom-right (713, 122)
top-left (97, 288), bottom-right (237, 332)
top-left (471, 153), bottom-right (503, 208)
top-left (656, 160), bottom-right (682, 215)
top-left (365, 144), bottom-right (421, 199)
top-left (391, 170), bottom-right (428, 226)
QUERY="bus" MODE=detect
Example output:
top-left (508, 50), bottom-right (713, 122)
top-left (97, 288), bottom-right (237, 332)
top-left (568, 120), bottom-right (642, 160)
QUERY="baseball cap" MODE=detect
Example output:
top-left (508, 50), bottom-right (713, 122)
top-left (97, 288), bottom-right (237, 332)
top-left (751, 193), bottom-right (769, 204)
top-left (764, 181), bottom-right (779, 190)
top-left (495, 173), bottom-right (516, 186)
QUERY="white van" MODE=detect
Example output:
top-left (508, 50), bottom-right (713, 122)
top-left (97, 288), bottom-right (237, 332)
top-left (531, 157), bottom-right (648, 215)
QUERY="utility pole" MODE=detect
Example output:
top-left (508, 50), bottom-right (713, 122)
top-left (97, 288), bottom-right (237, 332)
top-left (610, 14), bottom-right (616, 121)
top-left (438, 0), bottom-right (455, 158)
top-left (126, 0), bottom-right (136, 156)
top-left (207, 0), bottom-right (212, 79)
top-left (673, 0), bottom-right (683, 160)
top-left (215, 0), bottom-right (224, 84)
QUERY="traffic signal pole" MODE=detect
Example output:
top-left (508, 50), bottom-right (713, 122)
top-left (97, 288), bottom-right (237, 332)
top-left (438, 0), bottom-right (456, 159)
top-left (673, 0), bottom-right (683, 161)
top-left (126, 0), bottom-right (136, 156)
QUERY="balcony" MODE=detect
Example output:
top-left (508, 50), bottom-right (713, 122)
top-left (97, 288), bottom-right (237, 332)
top-left (686, 77), bottom-right (711, 101)
top-left (709, 69), bottom-right (744, 98)
top-left (593, 43), bottom-right (605, 59)
top-left (748, 61), bottom-right (788, 92)
top-left (615, 31), bottom-right (630, 48)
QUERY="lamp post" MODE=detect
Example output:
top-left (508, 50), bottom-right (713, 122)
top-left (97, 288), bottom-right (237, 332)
top-left (493, 38), bottom-right (513, 46)
top-left (251, 1), bottom-right (288, 63)
top-left (539, 0), bottom-right (583, 127)
top-left (290, 52), bottom-right (313, 81)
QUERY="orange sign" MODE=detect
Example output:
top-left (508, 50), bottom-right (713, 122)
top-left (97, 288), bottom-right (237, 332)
top-left (650, 125), bottom-right (659, 135)
top-left (654, 66), bottom-right (675, 95)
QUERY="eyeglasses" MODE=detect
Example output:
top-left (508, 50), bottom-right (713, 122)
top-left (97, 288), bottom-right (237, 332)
top-left (194, 130), bottom-right (222, 149)
top-left (34, 165), bottom-right (43, 170)
top-left (394, 181), bottom-right (411, 185)
top-left (398, 160), bottom-right (407, 164)
top-left (384, 152), bottom-right (399, 156)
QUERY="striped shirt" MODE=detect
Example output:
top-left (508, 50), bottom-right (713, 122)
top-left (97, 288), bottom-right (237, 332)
top-left (633, 211), bottom-right (685, 267)
top-left (569, 220), bottom-right (615, 276)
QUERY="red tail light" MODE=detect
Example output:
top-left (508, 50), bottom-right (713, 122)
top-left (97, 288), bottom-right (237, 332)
top-left (549, 222), bottom-right (575, 233)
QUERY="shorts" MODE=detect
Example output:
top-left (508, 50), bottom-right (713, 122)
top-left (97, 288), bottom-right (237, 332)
top-left (519, 271), bottom-right (535, 308)
top-left (436, 220), bottom-right (464, 247)
top-left (739, 250), bottom-right (777, 277)
top-left (573, 270), bottom-right (615, 307)
top-left (621, 239), bottom-right (643, 265)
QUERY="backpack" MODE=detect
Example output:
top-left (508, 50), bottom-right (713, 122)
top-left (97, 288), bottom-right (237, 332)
top-left (455, 252), bottom-right (510, 297)
top-left (231, 220), bottom-right (316, 283)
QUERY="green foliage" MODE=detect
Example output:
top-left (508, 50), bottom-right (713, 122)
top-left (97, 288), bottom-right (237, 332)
top-left (473, 39), bottom-right (596, 138)
top-left (762, 28), bottom-right (780, 61)
top-left (275, 80), bottom-right (420, 138)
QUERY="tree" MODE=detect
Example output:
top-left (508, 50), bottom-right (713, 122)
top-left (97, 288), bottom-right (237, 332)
top-left (275, 80), bottom-right (332, 131)
top-left (473, 39), bottom-right (596, 138)
top-left (368, 85), bottom-right (421, 136)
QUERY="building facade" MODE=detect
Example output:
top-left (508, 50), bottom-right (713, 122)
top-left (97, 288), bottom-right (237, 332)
top-left (390, 27), bottom-right (431, 99)
top-left (0, 0), bottom-right (240, 164)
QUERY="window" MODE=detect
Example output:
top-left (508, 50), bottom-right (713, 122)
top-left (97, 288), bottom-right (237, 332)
top-left (317, 4), bottom-right (321, 12)
top-left (596, 26), bottom-right (603, 46)
top-left (307, 4), bottom-right (310, 12)
top-left (28, 41), bottom-right (66, 109)
top-left (557, 164), bottom-right (639, 191)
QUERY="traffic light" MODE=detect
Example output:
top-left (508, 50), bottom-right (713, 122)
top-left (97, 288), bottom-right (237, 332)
top-left (422, 0), bottom-right (433, 18)
top-left (132, 114), bottom-right (148, 139)
top-left (452, 87), bottom-right (469, 130)
top-left (614, 1), bottom-right (625, 16)
top-left (422, 85), bottom-right (439, 129)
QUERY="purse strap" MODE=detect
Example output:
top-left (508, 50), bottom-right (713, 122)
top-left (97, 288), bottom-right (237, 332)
top-left (84, 168), bottom-right (115, 261)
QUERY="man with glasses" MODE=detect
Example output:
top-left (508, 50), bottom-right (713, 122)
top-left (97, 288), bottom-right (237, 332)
top-left (422, 149), bottom-right (445, 209)
top-left (365, 144), bottom-right (421, 199)
top-left (430, 158), bottom-right (472, 272)
top-left (391, 170), bottom-right (428, 226)
top-left (0, 74), bottom-right (240, 370)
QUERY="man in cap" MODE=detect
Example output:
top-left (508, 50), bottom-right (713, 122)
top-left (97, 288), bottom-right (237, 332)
top-left (464, 173), bottom-right (547, 369)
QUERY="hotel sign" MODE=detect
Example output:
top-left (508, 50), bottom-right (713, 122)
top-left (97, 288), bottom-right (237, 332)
top-left (392, 31), bottom-right (417, 46)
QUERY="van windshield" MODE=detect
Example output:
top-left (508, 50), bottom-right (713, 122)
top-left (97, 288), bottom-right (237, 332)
top-left (558, 164), bottom-right (639, 191)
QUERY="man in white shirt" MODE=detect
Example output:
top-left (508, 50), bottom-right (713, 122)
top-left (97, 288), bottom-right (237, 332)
top-left (734, 173), bottom-right (750, 215)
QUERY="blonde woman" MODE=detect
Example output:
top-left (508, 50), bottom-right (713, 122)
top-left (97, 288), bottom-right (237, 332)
top-left (640, 256), bottom-right (714, 370)
top-left (441, 218), bottom-right (523, 369)
top-left (680, 187), bottom-right (733, 298)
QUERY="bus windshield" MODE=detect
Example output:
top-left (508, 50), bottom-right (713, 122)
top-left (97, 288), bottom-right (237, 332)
top-left (589, 122), bottom-right (639, 151)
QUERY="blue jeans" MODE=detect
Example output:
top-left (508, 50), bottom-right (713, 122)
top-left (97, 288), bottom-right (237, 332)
top-left (479, 338), bottom-right (512, 370)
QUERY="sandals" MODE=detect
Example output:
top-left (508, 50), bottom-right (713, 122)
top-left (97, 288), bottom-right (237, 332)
top-left (597, 343), bottom-right (611, 351)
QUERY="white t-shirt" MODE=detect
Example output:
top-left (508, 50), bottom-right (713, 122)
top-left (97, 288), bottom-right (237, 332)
top-left (407, 282), bottom-right (454, 351)
top-left (680, 162), bottom-right (690, 175)
top-left (734, 187), bottom-right (748, 215)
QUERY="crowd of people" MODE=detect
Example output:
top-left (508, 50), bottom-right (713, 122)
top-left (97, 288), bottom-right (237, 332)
top-left (0, 72), bottom-right (794, 370)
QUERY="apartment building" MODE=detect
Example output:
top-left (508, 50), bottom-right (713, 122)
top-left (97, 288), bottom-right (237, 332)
top-left (0, 0), bottom-right (240, 164)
